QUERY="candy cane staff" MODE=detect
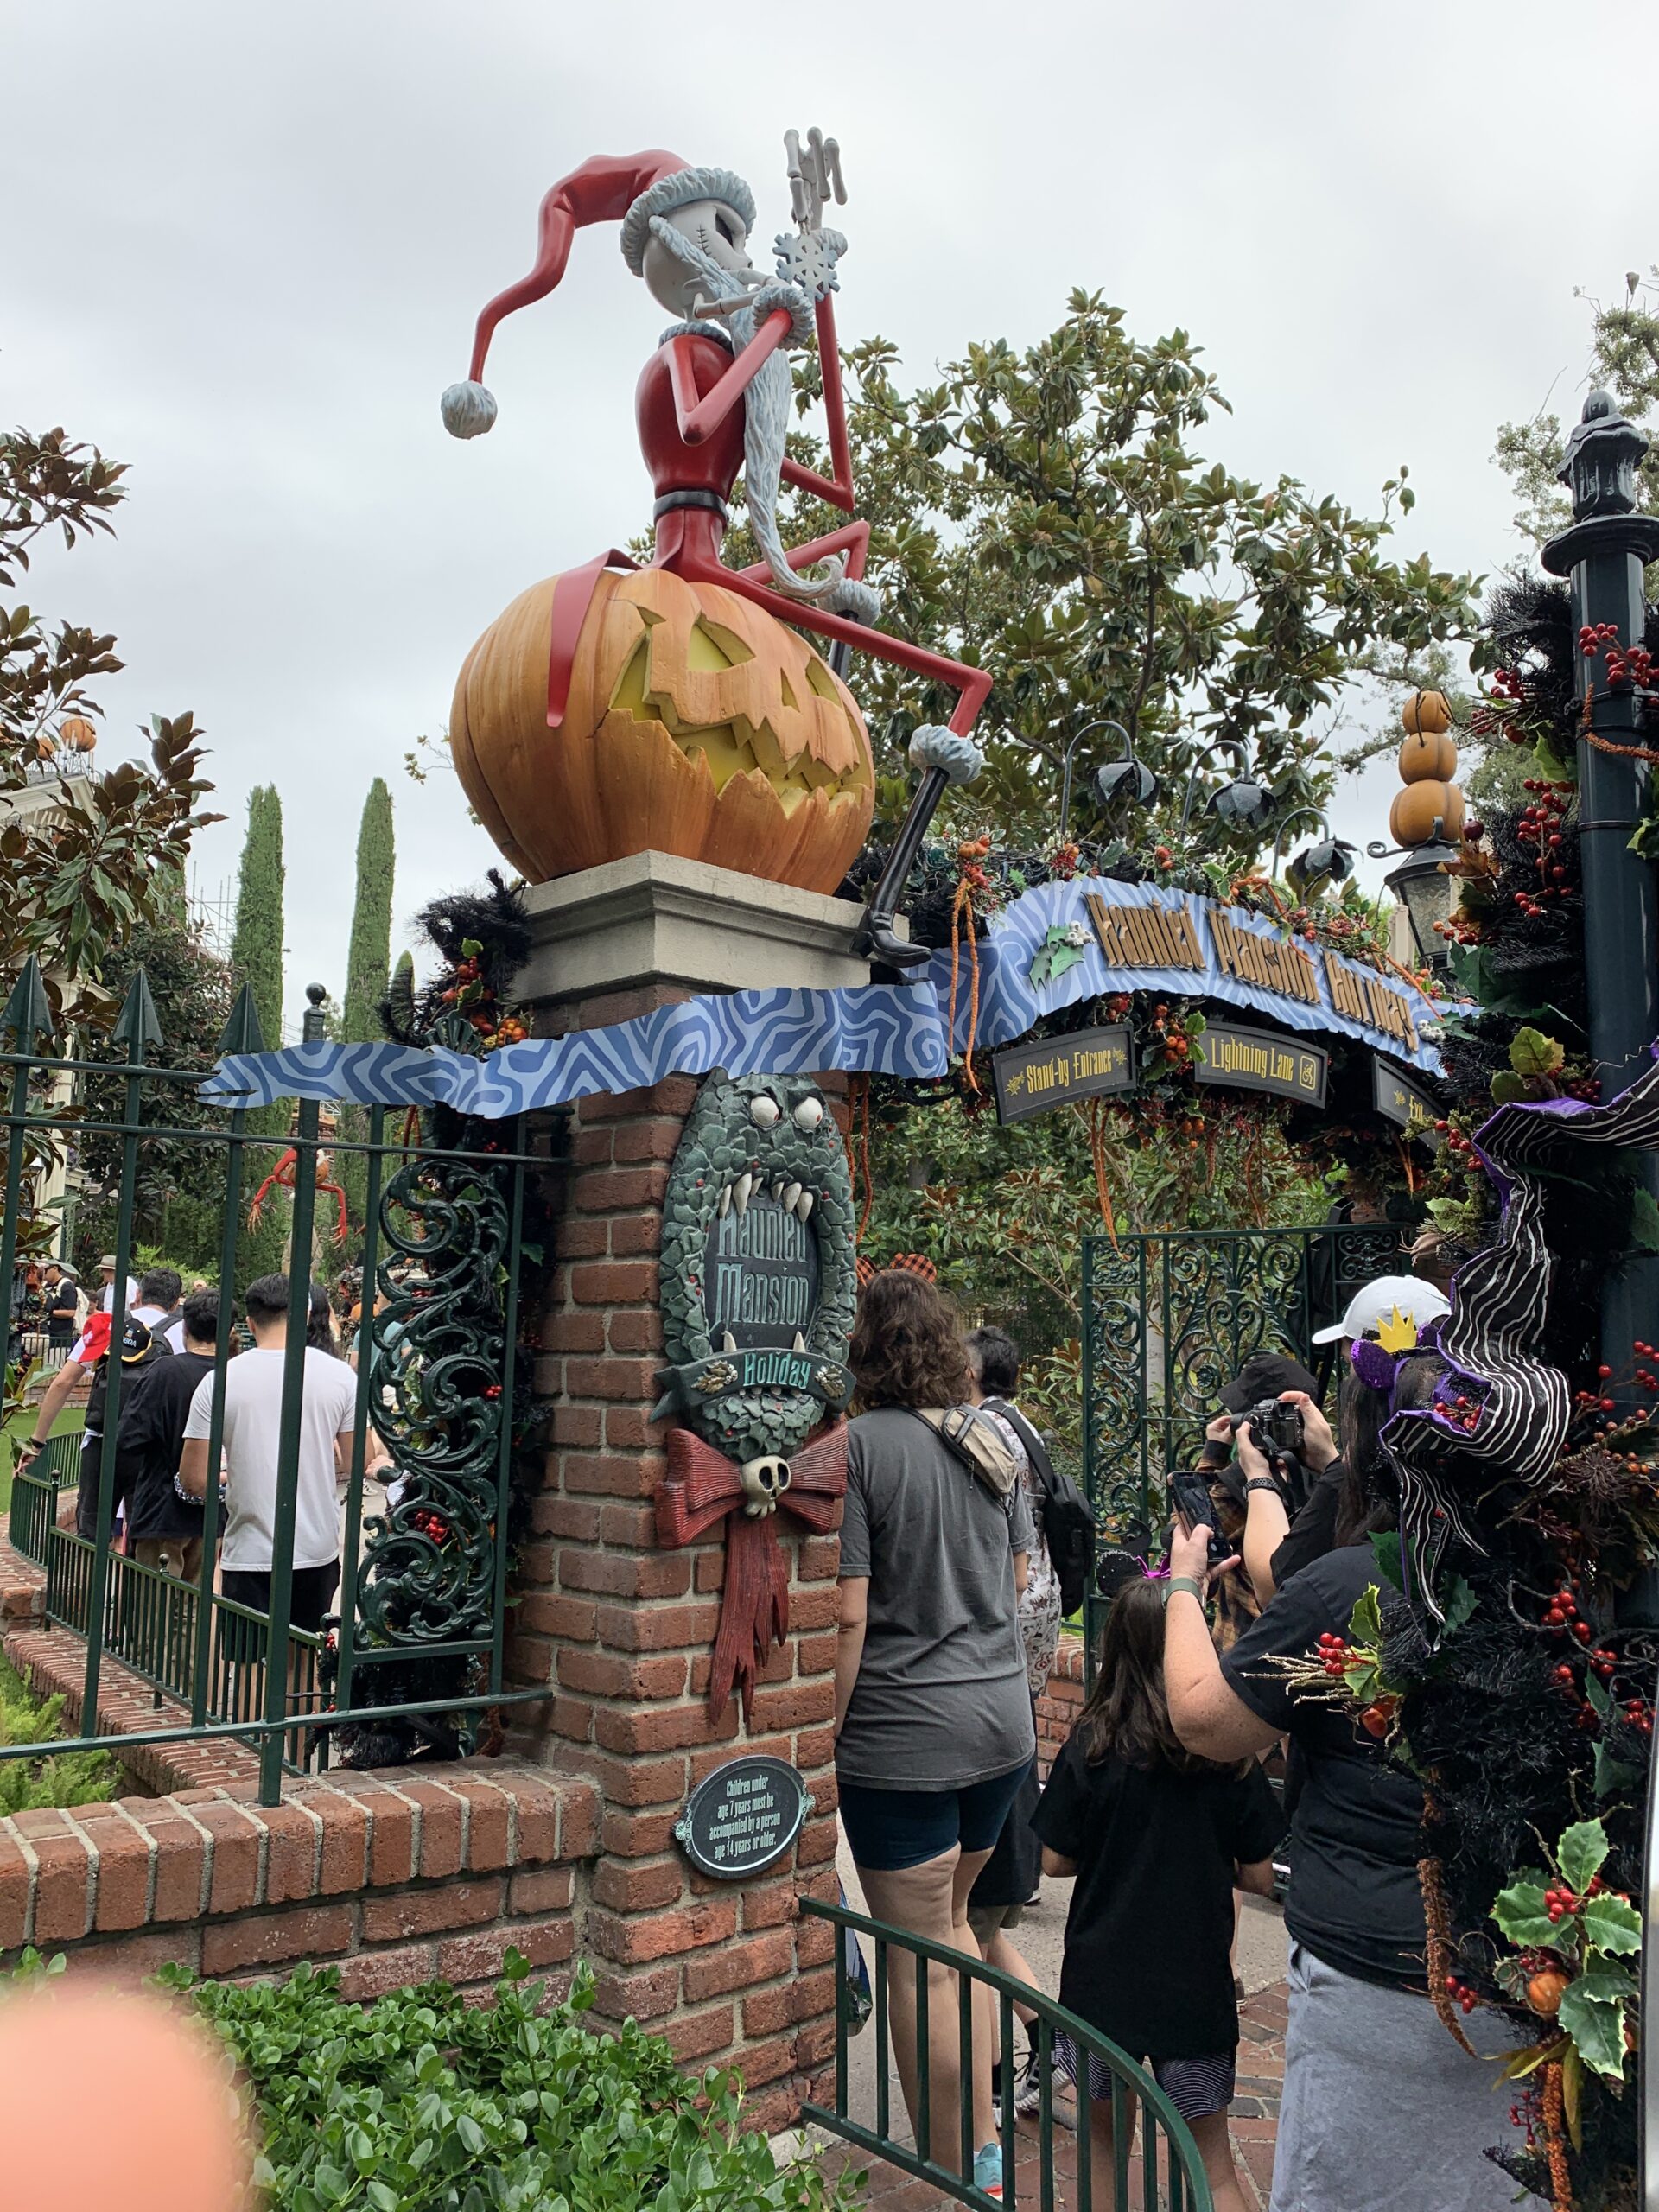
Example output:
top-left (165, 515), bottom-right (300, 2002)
top-left (440, 133), bottom-right (987, 968)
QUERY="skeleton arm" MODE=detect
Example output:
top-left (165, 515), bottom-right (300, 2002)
top-left (666, 313), bottom-right (798, 447)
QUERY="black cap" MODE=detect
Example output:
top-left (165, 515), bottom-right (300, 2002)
top-left (1218, 1351), bottom-right (1320, 1414)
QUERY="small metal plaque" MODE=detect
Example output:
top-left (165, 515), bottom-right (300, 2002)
top-left (991, 1024), bottom-right (1135, 1124)
top-left (673, 1755), bottom-right (810, 1880)
top-left (1194, 1022), bottom-right (1328, 1107)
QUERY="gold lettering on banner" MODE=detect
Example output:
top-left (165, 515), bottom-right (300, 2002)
top-left (1321, 951), bottom-right (1417, 1052)
top-left (1084, 893), bottom-right (1205, 973)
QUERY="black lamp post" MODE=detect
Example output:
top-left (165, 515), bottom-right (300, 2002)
top-left (1541, 391), bottom-right (1659, 1401)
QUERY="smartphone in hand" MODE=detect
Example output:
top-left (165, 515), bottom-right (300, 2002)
top-left (1167, 1467), bottom-right (1233, 1572)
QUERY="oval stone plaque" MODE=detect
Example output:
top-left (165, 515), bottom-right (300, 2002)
top-left (673, 1754), bottom-right (810, 1880)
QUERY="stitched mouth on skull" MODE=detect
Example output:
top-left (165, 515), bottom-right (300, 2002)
top-left (660, 1069), bottom-right (858, 1466)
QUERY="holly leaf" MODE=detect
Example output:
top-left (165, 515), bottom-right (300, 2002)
top-left (1558, 1973), bottom-right (1631, 2081)
top-left (1492, 1881), bottom-right (1557, 1948)
top-left (1558, 1818), bottom-right (1610, 1896)
top-left (1348, 1583), bottom-right (1383, 1649)
top-left (1489, 1070), bottom-right (1528, 1103)
top-left (1510, 1027), bottom-right (1565, 1079)
top-left (1630, 1187), bottom-right (1659, 1253)
top-left (1585, 1669), bottom-right (1612, 1719)
top-left (1370, 1530), bottom-right (1404, 1592)
top-left (1593, 1736), bottom-right (1641, 1800)
top-left (1440, 1576), bottom-right (1478, 1637)
top-left (1580, 1893), bottom-right (1643, 1955)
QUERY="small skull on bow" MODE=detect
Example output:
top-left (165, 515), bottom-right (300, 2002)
top-left (740, 1455), bottom-right (792, 1517)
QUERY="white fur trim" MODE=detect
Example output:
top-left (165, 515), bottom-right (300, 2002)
top-left (442, 381), bottom-right (497, 440)
top-left (620, 166), bottom-right (756, 275)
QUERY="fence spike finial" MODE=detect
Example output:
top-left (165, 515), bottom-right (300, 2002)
top-left (110, 967), bottom-right (164, 1056)
top-left (0, 957), bottom-right (54, 1048)
top-left (217, 982), bottom-right (268, 1058)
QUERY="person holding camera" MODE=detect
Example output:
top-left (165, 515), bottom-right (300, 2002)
top-left (1188, 1353), bottom-right (1325, 1649)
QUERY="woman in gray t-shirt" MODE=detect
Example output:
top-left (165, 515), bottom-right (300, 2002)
top-left (834, 1269), bottom-right (1035, 2191)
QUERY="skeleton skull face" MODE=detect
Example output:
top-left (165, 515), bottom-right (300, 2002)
top-left (641, 198), bottom-right (754, 321)
top-left (740, 1454), bottom-right (791, 1517)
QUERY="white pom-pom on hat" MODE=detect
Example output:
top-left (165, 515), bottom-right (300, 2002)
top-left (442, 381), bottom-right (498, 440)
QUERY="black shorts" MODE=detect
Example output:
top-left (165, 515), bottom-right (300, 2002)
top-left (837, 1762), bottom-right (1033, 1872)
top-left (220, 1560), bottom-right (340, 1636)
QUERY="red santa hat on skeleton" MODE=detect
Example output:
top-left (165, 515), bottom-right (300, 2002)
top-left (440, 152), bottom-right (759, 439)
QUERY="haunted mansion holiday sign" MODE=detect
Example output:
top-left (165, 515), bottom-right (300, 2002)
top-left (703, 1193), bottom-right (821, 1349)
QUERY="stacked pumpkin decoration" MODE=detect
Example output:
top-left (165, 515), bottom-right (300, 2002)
top-left (1388, 689), bottom-right (1465, 848)
top-left (449, 569), bottom-right (875, 897)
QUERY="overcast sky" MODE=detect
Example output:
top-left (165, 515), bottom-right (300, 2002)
top-left (7, 0), bottom-right (1652, 1034)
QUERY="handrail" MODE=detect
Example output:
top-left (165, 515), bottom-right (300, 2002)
top-left (799, 1895), bottom-right (1213, 2211)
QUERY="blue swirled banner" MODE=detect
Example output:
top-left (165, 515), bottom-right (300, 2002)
top-left (199, 982), bottom-right (953, 1116)
top-left (200, 880), bottom-right (1447, 1116)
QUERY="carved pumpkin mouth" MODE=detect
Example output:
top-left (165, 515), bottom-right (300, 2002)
top-left (608, 605), bottom-right (871, 813)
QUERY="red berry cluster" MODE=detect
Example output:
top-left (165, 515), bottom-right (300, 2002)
top-left (1438, 1388), bottom-right (1483, 1436)
top-left (1153, 844), bottom-right (1173, 870)
top-left (1513, 784), bottom-right (1573, 919)
top-left (1605, 642), bottom-right (1655, 689)
top-left (1624, 1696), bottom-right (1655, 1738)
top-left (1541, 1581), bottom-right (1592, 1642)
top-left (1049, 842), bottom-right (1080, 881)
top-left (1542, 1875), bottom-right (1605, 1924)
top-left (1316, 1631), bottom-right (1350, 1678)
top-left (1490, 665), bottom-right (1527, 702)
top-left (1432, 1118), bottom-right (1484, 1174)
top-left (410, 1508), bottom-right (451, 1543)
top-left (1578, 622), bottom-right (1619, 658)
top-left (1443, 1969), bottom-right (1480, 2016)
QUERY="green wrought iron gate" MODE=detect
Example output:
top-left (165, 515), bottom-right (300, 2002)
top-left (1081, 1223), bottom-right (1403, 1544)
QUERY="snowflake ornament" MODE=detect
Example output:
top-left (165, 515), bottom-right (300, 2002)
top-left (774, 227), bottom-right (847, 302)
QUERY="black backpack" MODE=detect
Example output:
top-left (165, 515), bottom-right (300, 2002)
top-left (983, 1397), bottom-right (1096, 1616)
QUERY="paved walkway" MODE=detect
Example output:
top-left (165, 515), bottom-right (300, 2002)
top-left (818, 1978), bottom-right (1287, 2209)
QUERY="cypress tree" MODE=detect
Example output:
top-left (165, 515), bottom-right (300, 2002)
top-left (230, 785), bottom-right (289, 1289)
top-left (336, 780), bottom-right (396, 1229)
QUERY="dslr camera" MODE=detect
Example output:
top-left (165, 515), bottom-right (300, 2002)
top-left (1233, 1397), bottom-right (1303, 1459)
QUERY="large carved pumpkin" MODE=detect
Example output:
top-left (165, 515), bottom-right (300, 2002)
top-left (449, 569), bottom-right (874, 893)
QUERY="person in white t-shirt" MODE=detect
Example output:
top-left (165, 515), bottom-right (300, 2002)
top-left (180, 1273), bottom-right (357, 1632)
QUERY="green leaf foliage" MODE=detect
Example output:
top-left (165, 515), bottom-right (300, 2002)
top-left (1369, 1530), bottom-right (1404, 1592)
top-left (1557, 1817), bottom-right (1611, 1897)
top-left (1558, 1969), bottom-right (1633, 2082)
top-left (1509, 1027), bottom-right (1565, 1079)
top-left (1347, 1584), bottom-right (1384, 1649)
top-left (1491, 1881), bottom-right (1559, 1950)
top-left (745, 295), bottom-right (1475, 849)
top-left (229, 785), bottom-right (289, 1288)
top-left (336, 778), bottom-right (397, 1232)
top-left (164, 1957), bottom-right (860, 2212)
top-left (1579, 1893), bottom-right (1643, 1955)
top-left (1630, 1187), bottom-right (1659, 1254)
top-left (0, 1654), bottom-right (116, 1814)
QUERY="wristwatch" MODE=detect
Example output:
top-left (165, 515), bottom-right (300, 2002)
top-left (1246, 1477), bottom-right (1281, 1497)
top-left (1166, 1575), bottom-right (1205, 1604)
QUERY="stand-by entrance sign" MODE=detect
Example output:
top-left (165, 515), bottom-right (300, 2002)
top-left (992, 1024), bottom-right (1135, 1124)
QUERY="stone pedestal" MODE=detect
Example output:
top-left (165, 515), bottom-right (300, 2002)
top-left (506, 854), bottom-right (863, 2124)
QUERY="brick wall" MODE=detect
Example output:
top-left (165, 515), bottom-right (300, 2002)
top-left (1036, 1637), bottom-right (1085, 1776)
top-left (511, 983), bottom-right (845, 2128)
top-left (0, 1763), bottom-right (594, 1999)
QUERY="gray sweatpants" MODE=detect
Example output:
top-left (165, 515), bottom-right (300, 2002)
top-left (1271, 1943), bottom-right (1543, 2212)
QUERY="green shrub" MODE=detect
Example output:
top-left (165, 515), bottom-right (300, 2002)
top-left (0, 1657), bottom-right (116, 1814)
top-left (162, 1953), bottom-right (862, 2212)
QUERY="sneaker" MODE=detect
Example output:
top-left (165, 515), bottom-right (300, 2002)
top-left (1013, 2045), bottom-right (1045, 2118)
top-left (973, 2142), bottom-right (1005, 2200)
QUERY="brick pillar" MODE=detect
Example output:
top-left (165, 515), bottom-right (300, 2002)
top-left (509, 978), bottom-right (842, 2126)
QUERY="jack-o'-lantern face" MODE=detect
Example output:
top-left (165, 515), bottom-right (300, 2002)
top-left (449, 568), bottom-right (874, 894)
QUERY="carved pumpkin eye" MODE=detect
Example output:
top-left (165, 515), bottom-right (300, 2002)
top-left (748, 1095), bottom-right (781, 1128)
top-left (792, 1096), bottom-right (824, 1131)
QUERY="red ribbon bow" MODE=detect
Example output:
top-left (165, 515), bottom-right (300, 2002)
top-left (655, 1421), bottom-right (847, 1725)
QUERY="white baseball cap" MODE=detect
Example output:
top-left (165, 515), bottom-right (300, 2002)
top-left (1311, 1273), bottom-right (1452, 1345)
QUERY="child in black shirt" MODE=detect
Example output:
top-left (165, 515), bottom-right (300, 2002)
top-left (1033, 1577), bottom-right (1279, 2212)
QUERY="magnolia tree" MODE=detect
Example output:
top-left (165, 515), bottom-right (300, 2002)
top-left (757, 290), bottom-right (1476, 851)
top-left (1, 425), bottom-right (218, 1028)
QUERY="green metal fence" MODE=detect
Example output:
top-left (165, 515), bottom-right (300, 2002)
top-left (800, 1897), bottom-right (1213, 2209)
top-left (1081, 1222), bottom-right (1403, 1541)
top-left (0, 958), bottom-right (553, 1803)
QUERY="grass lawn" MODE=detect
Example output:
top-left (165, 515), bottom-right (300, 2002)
top-left (0, 1404), bottom-right (84, 1516)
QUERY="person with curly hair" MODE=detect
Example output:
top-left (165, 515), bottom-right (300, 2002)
top-left (834, 1269), bottom-right (1035, 2199)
